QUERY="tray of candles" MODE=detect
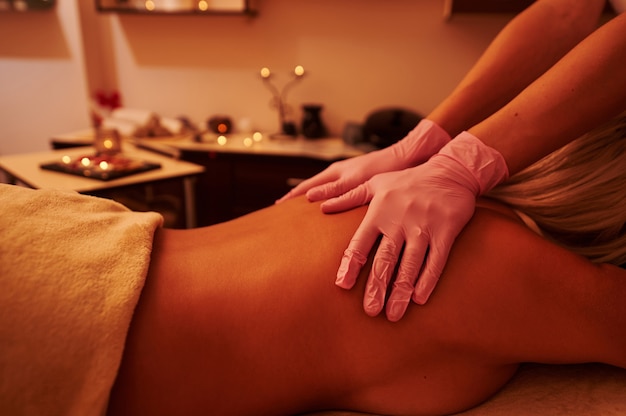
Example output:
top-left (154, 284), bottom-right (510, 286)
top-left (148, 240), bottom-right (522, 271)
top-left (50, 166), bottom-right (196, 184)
top-left (40, 153), bottom-right (161, 181)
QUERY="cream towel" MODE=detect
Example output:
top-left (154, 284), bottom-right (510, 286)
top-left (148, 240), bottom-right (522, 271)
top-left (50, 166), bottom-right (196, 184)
top-left (0, 184), bottom-right (162, 416)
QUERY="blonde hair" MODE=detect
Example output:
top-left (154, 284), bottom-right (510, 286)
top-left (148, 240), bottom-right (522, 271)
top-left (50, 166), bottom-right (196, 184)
top-left (488, 112), bottom-right (626, 266)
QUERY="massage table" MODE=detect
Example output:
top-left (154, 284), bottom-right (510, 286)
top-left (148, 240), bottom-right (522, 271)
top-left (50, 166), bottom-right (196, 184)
top-left (306, 363), bottom-right (626, 415)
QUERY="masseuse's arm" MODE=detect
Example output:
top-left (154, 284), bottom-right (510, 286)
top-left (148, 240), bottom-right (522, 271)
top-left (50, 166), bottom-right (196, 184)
top-left (428, 0), bottom-right (606, 137)
top-left (471, 10), bottom-right (626, 174)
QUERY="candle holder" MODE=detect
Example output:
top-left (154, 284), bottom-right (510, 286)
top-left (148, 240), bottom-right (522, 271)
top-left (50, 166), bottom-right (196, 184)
top-left (94, 127), bottom-right (122, 156)
top-left (259, 65), bottom-right (305, 138)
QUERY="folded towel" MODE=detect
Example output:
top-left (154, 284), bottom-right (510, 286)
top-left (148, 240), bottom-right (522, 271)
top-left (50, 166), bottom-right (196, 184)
top-left (0, 184), bottom-right (162, 416)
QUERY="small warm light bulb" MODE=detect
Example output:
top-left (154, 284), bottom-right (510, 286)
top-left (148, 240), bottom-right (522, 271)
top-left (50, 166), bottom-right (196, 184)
top-left (294, 65), bottom-right (305, 77)
top-left (252, 131), bottom-right (263, 142)
top-left (81, 157), bottom-right (91, 167)
top-left (198, 0), bottom-right (208, 11)
top-left (103, 139), bottom-right (114, 149)
top-left (260, 67), bottom-right (271, 79)
top-left (217, 135), bottom-right (227, 146)
top-left (217, 123), bottom-right (228, 134)
top-left (145, 0), bottom-right (155, 11)
top-left (243, 137), bottom-right (253, 147)
top-left (99, 161), bottom-right (109, 170)
top-left (62, 155), bottom-right (71, 164)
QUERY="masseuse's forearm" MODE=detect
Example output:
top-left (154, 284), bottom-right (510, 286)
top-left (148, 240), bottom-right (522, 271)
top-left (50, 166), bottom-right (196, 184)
top-left (428, 0), bottom-right (605, 137)
top-left (470, 11), bottom-right (626, 174)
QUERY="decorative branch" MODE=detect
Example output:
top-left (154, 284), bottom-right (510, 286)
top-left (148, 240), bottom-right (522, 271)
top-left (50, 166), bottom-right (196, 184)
top-left (259, 65), bottom-right (305, 136)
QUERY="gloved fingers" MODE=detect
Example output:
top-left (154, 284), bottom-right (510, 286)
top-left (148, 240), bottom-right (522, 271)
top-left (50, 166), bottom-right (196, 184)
top-left (275, 187), bottom-right (299, 204)
top-left (320, 182), bottom-right (373, 214)
top-left (412, 239), bottom-right (450, 305)
top-left (306, 179), bottom-right (351, 202)
top-left (412, 208), bottom-right (473, 304)
top-left (275, 170), bottom-right (336, 203)
top-left (335, 216), bottom-right (381, 290)
top-left (363, 234), bottom-right (403, 317)
top-left (385, 234), bottom-right (429, 322)
top-left (335, 248), bottom-right (370, 291)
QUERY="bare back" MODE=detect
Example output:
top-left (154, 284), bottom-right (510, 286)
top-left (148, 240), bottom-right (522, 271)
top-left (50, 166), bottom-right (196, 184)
top-left (107, 197), bottom-right (626, 415)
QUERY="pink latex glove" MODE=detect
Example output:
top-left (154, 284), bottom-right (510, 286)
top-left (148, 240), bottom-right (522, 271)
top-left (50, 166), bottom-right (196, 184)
top-left (324, 132), bottom-right (509, 321)
top-left (275, 119), bottom-right (450, 203)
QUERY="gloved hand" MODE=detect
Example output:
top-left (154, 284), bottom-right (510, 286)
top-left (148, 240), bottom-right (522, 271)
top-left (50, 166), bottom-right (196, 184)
top-left (324, 132), bottom-right (509, 321)
top-left (275, 119), bottom-right (450, 203)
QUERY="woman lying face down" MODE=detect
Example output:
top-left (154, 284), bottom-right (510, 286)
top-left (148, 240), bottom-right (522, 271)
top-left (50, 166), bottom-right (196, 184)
top-left (107, 116), bottom-right (626, 416)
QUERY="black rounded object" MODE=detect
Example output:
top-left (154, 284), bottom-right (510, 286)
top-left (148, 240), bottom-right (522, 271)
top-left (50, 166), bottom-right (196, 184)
top-left (362, 108), bottom-right (422, 149)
